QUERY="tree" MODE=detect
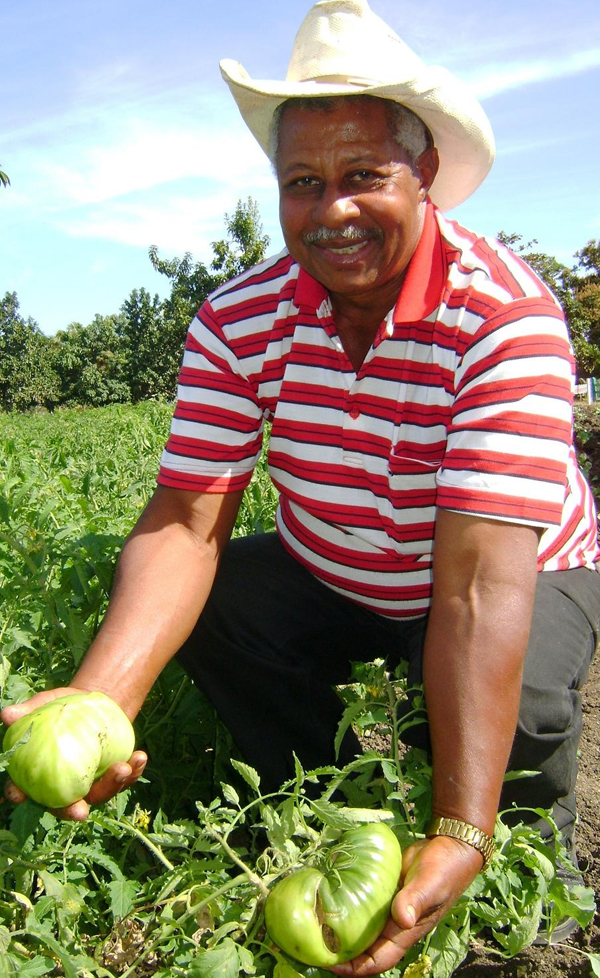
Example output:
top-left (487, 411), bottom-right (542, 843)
top-left (498, 232), bottom-right (600, 378)
top-left (0, 293), bottom-right (60, 411)
top-left (211, 197), bottom-right (271, 281)
top-left (120, 288), bottom-right (180, 401)
top-left (53, 315), bottom-right (130, 406)
top-left (0, 165), bottom-right (10, 188)
top-left (149, 197), bottom-right (270, 353)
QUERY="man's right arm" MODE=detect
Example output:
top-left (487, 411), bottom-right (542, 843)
top-left (1, 484), bottom-right (244, 816)
top-left (70, 484), bottom-right (244, 714)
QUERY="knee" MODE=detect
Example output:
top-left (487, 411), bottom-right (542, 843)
top-left (517, 682), bottom-right (581, 743)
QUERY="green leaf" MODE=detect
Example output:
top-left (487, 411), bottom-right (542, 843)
top-left (221, 783), bottom-right (240, 807)
top-left (274, 961), bottom-right (305, 978)
top-left (547, 880), bottom-right (596, 931)
top-left (279, 796), bottom-right (301, 840)
top-left (494, 901), bottom-right (542, 954)
top-left (3, 952), bottom-right (56, 976)
top-left (113, 786), bottom-right (131, 819)
top-left (427, 909), bottom-right (470, 977)
top-left (502, 769), bottom-right (540, 782)
top-left (586, 952), bottom-right (600, 976)
top-left (107, 879), bottom-right (139, 919)
top-left (230, 759), bottom-right (261, 793)
top-left (68, 842), bottom-right (127, 881)
top-left (188, 938), bottom-right (244, 977)
top-left (380, 758), bottom-right (399, 785)
top-left (309, 799), bottom-right (359, 831)
top-left (9, 799), bottom-right (45, 846)
top-left (334, 699), bottom-right (366, 758)
top-left (23, 918), bottom-right (95, 978)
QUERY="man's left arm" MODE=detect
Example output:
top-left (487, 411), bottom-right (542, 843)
top-left (331, 508), bottom-right (541, 976)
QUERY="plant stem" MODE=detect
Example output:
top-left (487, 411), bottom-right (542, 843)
top-left (204, 822), bottom-right (269, 898)
top-left (102, 815), bottom-right (175, 871)
top-left (386, 677), bottom-right (417, 836)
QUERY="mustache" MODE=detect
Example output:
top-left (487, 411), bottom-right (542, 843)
top-left (302, 225), bottom-right (382, 246)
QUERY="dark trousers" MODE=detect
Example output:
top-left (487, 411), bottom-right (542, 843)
top-left (177, 533), bottom-right (600, 831)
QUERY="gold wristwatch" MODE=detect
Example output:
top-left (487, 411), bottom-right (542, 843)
top-left (426, 816), bottom-right (495, 871)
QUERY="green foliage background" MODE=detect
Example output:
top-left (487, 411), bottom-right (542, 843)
top-left (1, 198), bottom-right (600, 414)
top-left (0, 198), bottom-right (270, 413)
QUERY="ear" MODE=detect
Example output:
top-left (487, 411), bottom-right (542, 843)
top-left (416, 146), bottom-right (439, 199)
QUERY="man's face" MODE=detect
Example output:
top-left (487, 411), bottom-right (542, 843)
top-left (276, 98), bottom-right (438, 312)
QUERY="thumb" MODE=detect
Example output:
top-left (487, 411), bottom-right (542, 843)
top-left (391, 880), bottom-right (431, 930)
top-left (391, 839), bottom-right (431, 928)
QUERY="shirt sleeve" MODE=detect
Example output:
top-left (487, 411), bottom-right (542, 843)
top-left (435, 296), bottom-right (575, 527)
top-left (157, 300), bottom-right (264, 493)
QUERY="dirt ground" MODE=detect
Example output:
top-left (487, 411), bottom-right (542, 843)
top-left (456, 405), bottom-right (600, 976)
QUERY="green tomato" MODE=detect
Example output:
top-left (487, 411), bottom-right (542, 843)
top-left (265, 822), bottom-right (402, 967)
top-left (3, 692), bottom-right (135, 809)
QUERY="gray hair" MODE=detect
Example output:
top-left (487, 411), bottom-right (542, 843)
top-left (269, 94), bottom-right (432, 172)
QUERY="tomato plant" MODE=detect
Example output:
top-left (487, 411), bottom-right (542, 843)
top-left (265, 822), bottom-right (402, 967)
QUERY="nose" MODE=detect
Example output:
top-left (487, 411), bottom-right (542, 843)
top-left (312, 184), bottom-right (360, 227)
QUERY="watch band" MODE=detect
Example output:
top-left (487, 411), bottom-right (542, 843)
top-left (426, 816), bottom-right (495, 871)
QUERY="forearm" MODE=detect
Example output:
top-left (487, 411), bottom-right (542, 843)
top-left (424, 589), bottom-right (529, 833)
top-left (71, 487), bottom-right (243, 718)
top-left (424, 511), bottom-right (540, 834)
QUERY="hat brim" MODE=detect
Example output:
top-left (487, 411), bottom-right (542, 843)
top-left (220, 59), bottom-right (495, 212)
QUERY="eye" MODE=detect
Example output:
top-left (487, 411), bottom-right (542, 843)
top-left (284, 175), bottom-right (321, 190)
top-left (349, 169), bottom-right (380, 185)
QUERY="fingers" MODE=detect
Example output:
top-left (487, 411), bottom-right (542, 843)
top-left (85, 751), bottom-right (148, 804)
top-left (4, 777), bottom-right (27, 805)
top-left (1, 687), bottom-right (80, 726)
top-left (329, 912), bottom-right (417, 976)
top-left (46, 752), bottom-right (148, 821)
top-left (3, 751), bottom-right (148, 820)
top-left (52, 798), bottom-right (91, 821)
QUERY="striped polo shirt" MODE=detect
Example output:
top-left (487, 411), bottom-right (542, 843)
top-left (158, 203), bottom-right (600, 618)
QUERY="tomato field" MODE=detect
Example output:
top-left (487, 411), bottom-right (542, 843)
top-left (0, 402), bottom-right (599, 978)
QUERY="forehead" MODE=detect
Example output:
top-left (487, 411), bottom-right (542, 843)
top-left (276, 98), bottom-right (399, 166)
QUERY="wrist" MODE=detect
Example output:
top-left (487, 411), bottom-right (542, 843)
top-left (426, 815), bottom-right (495, 871)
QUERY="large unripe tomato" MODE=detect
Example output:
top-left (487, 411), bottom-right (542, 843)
top-left (265, 822), bottom-right (402, 967)
top-left (3, 692), bottom-right (135, 808)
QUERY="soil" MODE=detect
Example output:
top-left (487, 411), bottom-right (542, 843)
top-left (455, 405), bottom-right (600, 976)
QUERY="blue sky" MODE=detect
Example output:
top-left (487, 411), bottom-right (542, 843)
top-left (2, 0), bottom-right (600, 336)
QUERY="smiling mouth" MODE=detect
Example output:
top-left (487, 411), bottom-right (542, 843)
top-left (324, 241), bottom-right (366, 255)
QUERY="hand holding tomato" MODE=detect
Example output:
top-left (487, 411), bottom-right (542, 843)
top-left (1, 687), bottom-right (147, 821)
top-left (329, 835), bottom-right (484, 976)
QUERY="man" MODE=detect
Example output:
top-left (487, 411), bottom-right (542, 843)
top-left (3, 2), bottom-right (599, 974)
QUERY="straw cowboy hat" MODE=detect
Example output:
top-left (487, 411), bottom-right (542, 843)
top-left (220, 0), bottom-right (495, 211)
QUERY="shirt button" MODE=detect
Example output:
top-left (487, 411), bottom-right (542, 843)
top-left (349, 407), bottom-right (360, 419)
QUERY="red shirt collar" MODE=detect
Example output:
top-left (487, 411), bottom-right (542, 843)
top-left (293, 201), bottom-right (446, 322)
top-left (392, 201), bottom-right (445, 323)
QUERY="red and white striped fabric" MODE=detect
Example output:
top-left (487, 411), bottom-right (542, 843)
top-left (158, 203), bottom-right (599, 618)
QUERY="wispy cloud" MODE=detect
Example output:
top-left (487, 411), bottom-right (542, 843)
top-left (4, 88), bottom-right (280, 252)
top-left (465, 47), bottom-right (600, 99)
top-left (58, 185), bottom-right (279, 255)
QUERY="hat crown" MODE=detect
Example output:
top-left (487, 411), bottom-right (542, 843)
top-left (286, 0), bottom-right (425, 86)
top-left (220, 0), bottom-right (496, 211)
